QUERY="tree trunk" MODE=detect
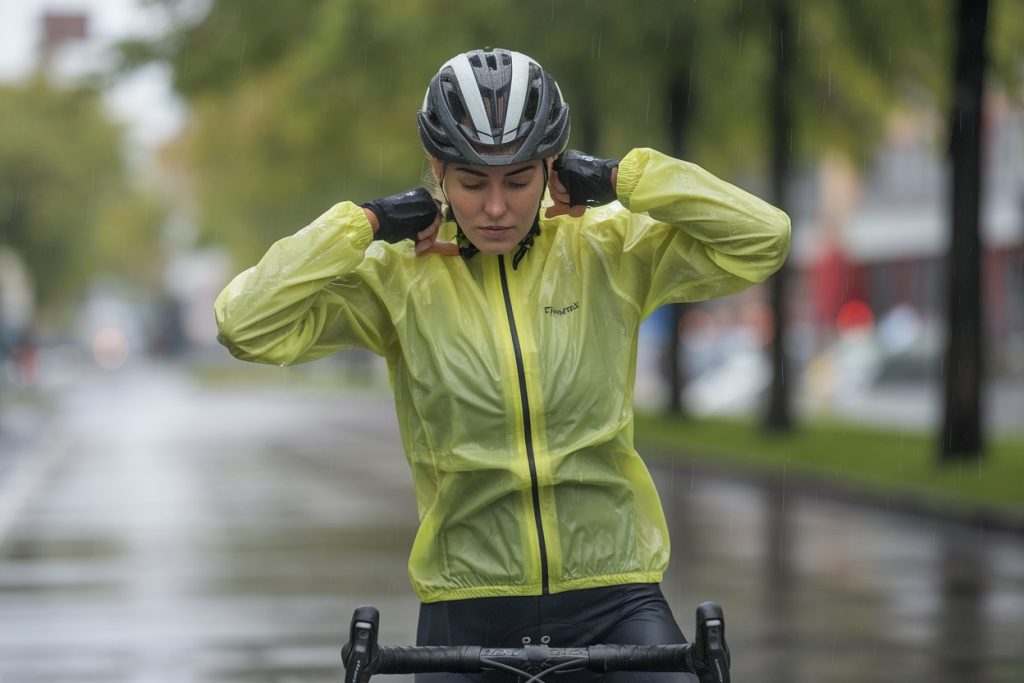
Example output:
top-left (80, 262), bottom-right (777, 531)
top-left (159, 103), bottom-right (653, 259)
top-left (762, 0), bottom-right (794, 433)
top-left (940, 0), bottom-right (988, 461)
top-left (665, 68), bottom-right (693, 415)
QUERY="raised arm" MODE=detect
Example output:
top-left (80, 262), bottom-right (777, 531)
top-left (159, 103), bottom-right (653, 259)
top-left (578, 147), bottom-right (791, 316)
top-left (215, 202), bottom-right (395, 365)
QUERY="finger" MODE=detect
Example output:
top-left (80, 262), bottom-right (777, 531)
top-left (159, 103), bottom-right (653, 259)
top-left (548, 172), bottom-right (567, 196)
top-left (546, 203), bottom-right (585, 218)
top-left (548, 189), bottom-right (570, 207)
top-left (415, 232), bottom-right (437, 255)
top-left (545, 202), bottom-right (580, 218)
top-left (548, 180), bottom-right (572, 206)
top-left (419, 240), bottom-right (460, 256)
top-left (416, 226), bottom-right (438, 245)
top-left (416, 214), bottom-right (442, 241)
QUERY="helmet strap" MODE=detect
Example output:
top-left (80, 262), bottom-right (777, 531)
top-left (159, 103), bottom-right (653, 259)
top-left (439, 164), bottom-right (480, 260)
top-left (510, 162), bottom-right (548, 270)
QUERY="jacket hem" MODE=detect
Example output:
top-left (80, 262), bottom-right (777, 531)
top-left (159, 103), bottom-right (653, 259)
top-left (413, 570), bottom-right (665, 604)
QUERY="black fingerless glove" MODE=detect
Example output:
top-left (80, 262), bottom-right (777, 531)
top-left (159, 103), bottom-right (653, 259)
top-left (553, 150), bottom-right (620, 207)
top-left (361, 187), bottom-right (439, 243)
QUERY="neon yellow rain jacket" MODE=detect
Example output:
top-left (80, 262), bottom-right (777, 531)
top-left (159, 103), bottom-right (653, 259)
top-left (215, 148), bottom-right (791, 603)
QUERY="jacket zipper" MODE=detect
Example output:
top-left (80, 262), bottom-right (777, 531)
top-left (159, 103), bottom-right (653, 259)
top-left (498, 254), bottom-right (550, 595)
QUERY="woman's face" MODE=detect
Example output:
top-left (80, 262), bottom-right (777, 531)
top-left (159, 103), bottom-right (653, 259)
top-left (432, 159), bottom-right (547, 255)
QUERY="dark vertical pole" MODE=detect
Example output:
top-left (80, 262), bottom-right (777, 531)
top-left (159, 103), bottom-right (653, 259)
top-left (666, 68), bottom-right (692, 415)
top-left (941, 0), bottom-right (988, 461)
top-left (763, 0), bottom-right (794, 432)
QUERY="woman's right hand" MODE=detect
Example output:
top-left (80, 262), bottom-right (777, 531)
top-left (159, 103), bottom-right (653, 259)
top-left (362, 188), bottom-right (440, 243)
top-left (415, 214), bottom-right (458, 256)
top-left (361, 187), bottom-right (456, 256)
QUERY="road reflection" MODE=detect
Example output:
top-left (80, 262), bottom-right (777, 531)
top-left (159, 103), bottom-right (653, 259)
top-left (0, 362), bottom-right (1021, 682)
top-left (655, 466), bottom-right (1024, 683)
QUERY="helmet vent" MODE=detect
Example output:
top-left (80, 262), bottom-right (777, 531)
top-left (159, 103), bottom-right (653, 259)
top-left (523, 89), bottom-right (539, 123)
top-left (443, 85), bottom-right (470, 128)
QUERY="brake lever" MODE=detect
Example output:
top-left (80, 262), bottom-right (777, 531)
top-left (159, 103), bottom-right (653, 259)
top-left (693, 602), bottom-right (730, 683)
top-left (343, 605), bottom-right (380, 683)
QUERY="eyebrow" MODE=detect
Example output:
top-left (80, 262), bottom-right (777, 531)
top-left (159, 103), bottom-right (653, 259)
top-left (453, 165), bottom-right (536, 178)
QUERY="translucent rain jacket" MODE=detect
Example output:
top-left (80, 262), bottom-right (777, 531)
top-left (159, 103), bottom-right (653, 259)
top-left (215, 148), bottom-right (791, 603)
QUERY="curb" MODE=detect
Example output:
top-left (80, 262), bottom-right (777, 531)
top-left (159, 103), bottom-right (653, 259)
top-left (643, 447), bottom-right (1024, 537)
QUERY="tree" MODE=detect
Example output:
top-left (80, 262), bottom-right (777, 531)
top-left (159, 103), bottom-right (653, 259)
top-left (128, 0), bottom-right (489, 266)
top-left (734, 1), bottom-right (951, 433)
top-left (0, 79), bottom-right (137, 323)
top-left (762, 0), bottom-right (796, 432)
top-left (940, 0), bottom-right (989, 461)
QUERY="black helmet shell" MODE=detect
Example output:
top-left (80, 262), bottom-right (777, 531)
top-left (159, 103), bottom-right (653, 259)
top-left (418, 48), bottom-right (570, 165)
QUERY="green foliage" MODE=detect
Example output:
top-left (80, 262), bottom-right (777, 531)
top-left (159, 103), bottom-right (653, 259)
top-left (135, 0), bottom-right (1022, 270)
top-left (175, 0), bottom-right (466, 265)
top-left (988, 0), bottom-right (1024, 100)
top-left (0, 80), bottom-right (141, 320)
top-left (122, 0), bottom-right (331, 97)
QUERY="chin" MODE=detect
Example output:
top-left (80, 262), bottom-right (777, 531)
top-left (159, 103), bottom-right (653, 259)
top-left (473, 242), bottom-right (516, 255)
top-left (465, 232), bottom-right (521, 255)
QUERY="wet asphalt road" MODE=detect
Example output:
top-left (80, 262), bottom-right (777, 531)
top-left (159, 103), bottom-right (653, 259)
top-left (0, 361), bottom-right (1022, 682)
top-left (0, 363), bottom-right (419, 681)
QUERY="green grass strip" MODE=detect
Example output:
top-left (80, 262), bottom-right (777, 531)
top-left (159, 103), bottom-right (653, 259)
top-left (634, 412), bottom-right (1024, 516)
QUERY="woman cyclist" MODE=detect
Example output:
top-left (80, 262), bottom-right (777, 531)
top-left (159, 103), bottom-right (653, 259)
top-left (215, 48), bottom-right (790, 682)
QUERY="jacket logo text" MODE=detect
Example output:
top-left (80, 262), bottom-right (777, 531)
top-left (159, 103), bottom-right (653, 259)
top-left (544, 302), bottom-right (579, 316)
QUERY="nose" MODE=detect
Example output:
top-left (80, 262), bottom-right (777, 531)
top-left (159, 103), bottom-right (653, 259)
top-left (483, 185), bottom-right (508, 219)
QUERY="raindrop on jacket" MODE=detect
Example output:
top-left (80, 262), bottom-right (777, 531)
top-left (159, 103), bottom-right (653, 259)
top-left (215, 148), bottom-right (791, 603)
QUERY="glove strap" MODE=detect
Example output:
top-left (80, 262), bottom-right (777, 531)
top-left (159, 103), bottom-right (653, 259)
top-left (554, 151), bottom-right (620, 207)
top-left (362, 188), bottom-right (438, 244)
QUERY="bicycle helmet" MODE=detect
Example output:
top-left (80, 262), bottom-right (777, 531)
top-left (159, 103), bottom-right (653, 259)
top-left (418, 48), bottom-right (570, 166)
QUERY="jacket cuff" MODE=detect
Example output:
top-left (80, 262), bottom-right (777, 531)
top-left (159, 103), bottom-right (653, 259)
top-left (614, 148), bottom-right (649, 209)
top-left (328, 201), bottom-right (375, 250)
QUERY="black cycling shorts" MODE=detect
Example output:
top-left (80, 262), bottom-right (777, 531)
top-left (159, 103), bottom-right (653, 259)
top-left (415, 583), bottom-right (697, 683)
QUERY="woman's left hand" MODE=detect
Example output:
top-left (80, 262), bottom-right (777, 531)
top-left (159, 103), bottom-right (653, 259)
top-left (545, 151), bottom-right (619, 218)
top-left (545, 166), bottom-right (587, 219)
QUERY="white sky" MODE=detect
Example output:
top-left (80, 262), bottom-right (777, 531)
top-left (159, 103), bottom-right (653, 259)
top-left (0, 0), bottom-right (187, 152)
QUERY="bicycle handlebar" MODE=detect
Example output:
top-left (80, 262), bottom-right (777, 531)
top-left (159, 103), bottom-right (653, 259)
top-left (343, 601), bottom-right (730, 683)
top-left (368, 642), bottom-right (694, 673)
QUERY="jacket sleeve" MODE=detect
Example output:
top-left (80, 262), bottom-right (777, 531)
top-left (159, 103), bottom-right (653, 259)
top-left (214, 201), bottom-right (395, 365)
top-left (593, 147), bottom-right (791, 318)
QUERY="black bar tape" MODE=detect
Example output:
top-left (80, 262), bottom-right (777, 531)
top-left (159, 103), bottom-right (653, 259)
top-left (361, 187), bottom-right (439, 243)
top-left (372, 645), bottom-right (483, 674)
top-left (553, 150), bottom-right (620, 207)
top-left (588, 644), bottom-right (693, 673)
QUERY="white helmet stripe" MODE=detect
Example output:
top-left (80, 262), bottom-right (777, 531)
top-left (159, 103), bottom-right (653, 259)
top-left (444, 54), bottom-right (495, 145)
top-left (502, 51), bottom-right (532, 144)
